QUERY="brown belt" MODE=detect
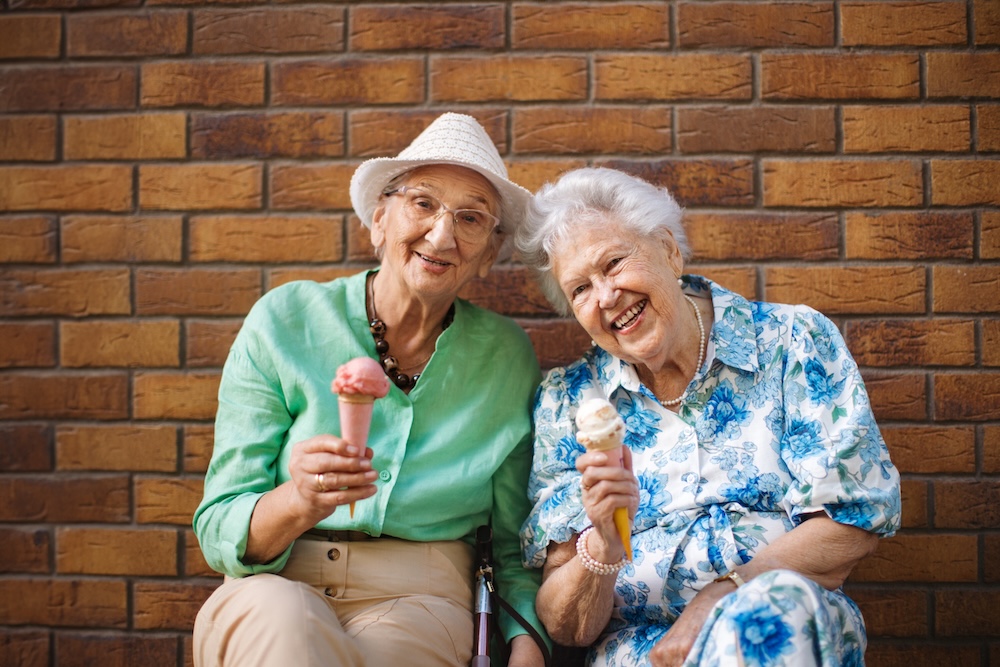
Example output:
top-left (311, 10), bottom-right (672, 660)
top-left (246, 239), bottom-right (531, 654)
top-left (300, 528), bottom-right (381, 542)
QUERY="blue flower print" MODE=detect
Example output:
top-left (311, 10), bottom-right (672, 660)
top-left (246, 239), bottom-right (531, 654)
top-left (562, 361), bottom-right (595, 403)
top-left (619, 395), bottom-right (662, 452)
top-left (699, 382), bottom-right (752, 444)
top-left (784, 417), bottom-right (827, 464)
top-left (734, 601), bottom-right (795, 665)
top-left (637, 473), bottom-right (672, 523)
top-left (804, 358), bottom-right (846, 406)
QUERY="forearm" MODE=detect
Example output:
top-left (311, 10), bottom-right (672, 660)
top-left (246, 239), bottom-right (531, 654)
top-left (536, 538), bottom-right (617, 647)
top-left (244, 481), bottom-right (318, 564)
top-left (737, 513), bottom-right (878, 590)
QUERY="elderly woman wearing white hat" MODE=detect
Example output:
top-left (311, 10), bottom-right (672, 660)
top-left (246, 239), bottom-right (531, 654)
top-left (193, 114), bottom-right (548, 667)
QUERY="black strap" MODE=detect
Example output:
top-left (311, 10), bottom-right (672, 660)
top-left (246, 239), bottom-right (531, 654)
top-left (492, 589), bottom-right (552, 666)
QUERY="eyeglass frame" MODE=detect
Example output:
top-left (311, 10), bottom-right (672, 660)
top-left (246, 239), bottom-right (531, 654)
top-left (381, 185), bottom-right (502, 244)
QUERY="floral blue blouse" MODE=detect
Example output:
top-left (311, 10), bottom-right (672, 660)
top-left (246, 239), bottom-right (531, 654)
top-left (521, 275), bottom-right (901, 666)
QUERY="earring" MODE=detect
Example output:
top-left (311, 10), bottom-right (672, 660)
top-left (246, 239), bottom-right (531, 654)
top-left (677, 278), bottom-right (683, 286)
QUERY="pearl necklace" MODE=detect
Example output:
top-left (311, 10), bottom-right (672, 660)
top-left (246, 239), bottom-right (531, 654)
top-left (366, 273), bottom-right (452, 391)
top-left (661, 294), bottom-right (706, 407)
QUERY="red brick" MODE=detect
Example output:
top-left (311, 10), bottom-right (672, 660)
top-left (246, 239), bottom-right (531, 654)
top-left (345, 217), bottom-right (378, 263)
top-left (353, 4), bottom-right (504, 50)
top-left (0, 424), bottom-right (52, 472)
top-left (0, 631), bottom-right (48, 667)
top-left (135, 268), bottom-right (260, 316)
top-left (595, 54), bottom-right (751, 101)
top-left (862, 372), bottom-right (928, 421)
top-left (133, 372), bottom-right (221, 420)
top-left (936, 589), bottom-right (1000, 636)
top-left (268, 267), bottom-right (360, 290)
top-left (688, 266), bottom-right (759, 300)
top-left (0, 579), bottom-right (127, 627)
top-left (140, 164), bottom-right (262, 211)
top-left (981, 105), bottom-right (1000, 152)
top-left (763, 159), bottom-right (922, 207)
top-left (764, 266), bottom-right (926, 314)
top-left (857, 534), bottom-right (977, 582)
top-left (845, 211), bottom-right (974, 259)
top-left (459, 266), bottom-right (555, 317)
top-left (936, 480), bottom-right (1000, 528)
top-left (762, 54), bottom-right (919, 100)
top-left (927, 53), bottom-right (1000, 97)
top-left (984, 212), bottom-right (1000, 260)
top-left (0, 165), bottom-right (132, 212)
top-left (678, 106), bottom-right (835, 154)
top-left (841, 1), bottom-right (966, 46)
top-left (985, 319), bottom-right (1000, 366)
top-left (67, 11), bottom-right (186, 57)
top-left (270, 164), bottom-right (355, 210)
top-left (0, 15), bottom-right (61, 58)
top-left (184, 529), bottom-right (217, 577)
top-left (985, 532), bottom-right (1000, 581)
top-left (900, 479), bottom-right (928, 528)
top-left (185, 319), bottom-right (242, 368)
top-left (133, 582), bottom-right (215, 631)
top-left (977, 0), bottom-right (1000, 44)
top-left (189, 215), bottom-right (343, 263)
top-left (846, 319), bottom-right (975, 368)
top-left (0, 475), bottom-right (130, 522)
top-left (0, 373), bottom-right (128, 420)
top-left (506, 159), bottom-right (588, 194)
top-left (935, 372), bottom-right (1000, 421)
top-left (866, 644), bottom-right (980, 666)
top-left (0, 268), bottom-right (130, 317)
top-left (141, 61), bottom-right (265, 108)
top-left (191, 111), bottom-right (344, 159)
top-left (513, 3), bottom-right (669, 49)
top-left (933, 266), bottom-right (1000, 313)
top-left (56, 634), bottom-right (179, 667)
top-left (11, 0), bottom-right (140, 6)
top-left (64, 113), bottom-right (185, 160)
top-left (1, 216), bottom-right (56, 263)
top-left (61, 319), bottom-right (179, 368)
top-left (0, 65), bottom-right (135, 112)
top-left (433, 55), bottom-right (587, 102)
top-left (0, 116), bottom-right (56, 161)
top-left (0, 322), bottom-right (55, 368)
top-left (61, 215), bottom-right (183, 263)
top-left (843, 105), bottom-right (970, 153)
top-left (516, 106), bottom-right (668, 154)
top-left (57, 528), bottom-right (177, 576)
top-left (881, 425), bottom-right (976, 474)
top-left (598, 158), bottom-right (755, 207)
top-left (0, 528), bottom-right (51, 574)
top-left (273, 58), bottom-right (423, 106)
top-left (685, 213), bottom-right (838, 261)
top-left (349, 109), bottom-right (508, 158)
top-left (194, 6), bottom-right (344, 54)
top-left (931, 159), bottom-right (1000, 205)
top-left (57, 424), bottom-right (177, 472)
top-left (183, 425), bottom-right (214, 473)
top-left (135, 476), bottom-right (204, 524)
top-left (847, 589), bottom-right (928, 637)
top-left (519, 318), bottom-right (593, 371)
top-left (679, 2), bottom-right (833, 48)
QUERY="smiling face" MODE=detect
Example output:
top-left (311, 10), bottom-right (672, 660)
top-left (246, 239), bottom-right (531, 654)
top-left (370, 164), bottom-right (502, 302)
top-left (552, 218), bottom-right (687, 374)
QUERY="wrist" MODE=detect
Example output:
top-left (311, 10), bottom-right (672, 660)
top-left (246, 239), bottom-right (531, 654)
top-left (576, 526), bottom-right (627, 576)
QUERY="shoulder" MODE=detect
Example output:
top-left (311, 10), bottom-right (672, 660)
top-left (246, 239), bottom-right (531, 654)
top-left (244, 277), bottom-right (351, 330)
top-left (457, 298), bottom-right (536, 357)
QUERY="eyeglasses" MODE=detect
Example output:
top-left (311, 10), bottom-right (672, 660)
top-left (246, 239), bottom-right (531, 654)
top-left (383, 186), bottom-right (500, 244)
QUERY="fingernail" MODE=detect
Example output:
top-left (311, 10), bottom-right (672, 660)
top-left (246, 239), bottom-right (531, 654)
top-left (358, 458), bottom-right (371, 470)
top-left (345, 445), bottom-right (359, 456)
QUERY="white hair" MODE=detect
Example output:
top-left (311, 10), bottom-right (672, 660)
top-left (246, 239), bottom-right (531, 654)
top-left (516, 168), bottom-right (688, 315)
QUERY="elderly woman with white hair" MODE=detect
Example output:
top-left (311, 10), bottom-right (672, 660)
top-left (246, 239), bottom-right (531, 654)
top-left (516, 167), bottom-right (900, 667)
top-left (193, 113), bottom-right (548, 667)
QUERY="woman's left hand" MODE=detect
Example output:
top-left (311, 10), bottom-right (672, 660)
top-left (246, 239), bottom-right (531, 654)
top-left (507, 634), bottom-right (546, 667)
top-left (648, 581), bottom-right (733, 667)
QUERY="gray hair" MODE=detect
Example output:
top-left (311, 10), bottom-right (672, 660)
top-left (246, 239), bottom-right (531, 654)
top-left (516, 167), bottom-right (688, 315)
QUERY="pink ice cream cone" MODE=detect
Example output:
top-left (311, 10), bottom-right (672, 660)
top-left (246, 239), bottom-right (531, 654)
top-left (331, 357), bottom-right (391, 517)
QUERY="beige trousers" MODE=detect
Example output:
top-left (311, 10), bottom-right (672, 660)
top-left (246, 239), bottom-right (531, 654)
top-left (193, 537), bottom-right (476, 667)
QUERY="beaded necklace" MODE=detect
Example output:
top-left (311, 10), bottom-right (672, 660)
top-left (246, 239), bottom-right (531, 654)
top-left (661, 294), bottom-right (706, 407)
top-left (366, 273), bottom-right (453, 391)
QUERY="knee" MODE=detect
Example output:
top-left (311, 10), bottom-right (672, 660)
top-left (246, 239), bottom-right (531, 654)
top-left (198, 574), bottom-right (327, 632)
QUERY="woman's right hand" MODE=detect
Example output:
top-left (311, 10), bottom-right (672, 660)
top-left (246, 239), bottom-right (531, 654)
top-left (576, 447), bottom-right (639, 560)
top-left (287, 434), bottom-right (379, 522)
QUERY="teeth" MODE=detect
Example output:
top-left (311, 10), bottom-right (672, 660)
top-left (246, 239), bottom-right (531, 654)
top-left (613, 301), bottom-right (645, 329)
top-left (418, 253), bottom-right (448, 266)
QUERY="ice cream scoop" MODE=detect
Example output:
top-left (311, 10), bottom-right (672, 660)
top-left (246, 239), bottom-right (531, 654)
top-left (575, 397), bottom-right (633, 561)
top-left (331, 357), bottom-right (390, 516)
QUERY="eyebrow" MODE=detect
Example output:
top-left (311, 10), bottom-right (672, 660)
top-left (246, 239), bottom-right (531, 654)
top-left (411, 180), bottom-right (492, 209)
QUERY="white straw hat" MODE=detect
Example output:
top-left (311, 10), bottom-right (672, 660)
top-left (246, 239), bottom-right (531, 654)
top-left (349, 113), bottom-right (531, 242)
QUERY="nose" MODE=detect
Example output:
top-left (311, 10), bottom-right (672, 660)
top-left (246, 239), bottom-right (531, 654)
top-left (424, 209), bottom-right (457, 251)
top-left (595, 278), bottom-right (619, 309)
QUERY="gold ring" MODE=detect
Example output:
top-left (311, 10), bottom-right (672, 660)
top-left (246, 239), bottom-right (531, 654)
top-left (315, 472), bottom-right (327, 493)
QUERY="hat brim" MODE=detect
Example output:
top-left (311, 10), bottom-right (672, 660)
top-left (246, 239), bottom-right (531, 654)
top-left (349, 157), bottom-right (531, 239)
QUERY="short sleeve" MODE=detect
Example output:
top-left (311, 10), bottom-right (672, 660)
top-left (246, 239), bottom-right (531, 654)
top-left (779, 307), bottom-right (901, 536)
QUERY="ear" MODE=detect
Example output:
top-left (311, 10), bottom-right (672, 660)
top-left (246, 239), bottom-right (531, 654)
top-left (370, 204), bottom-right (387, 251)
top-left (661, 233), bottom-right (685, 280)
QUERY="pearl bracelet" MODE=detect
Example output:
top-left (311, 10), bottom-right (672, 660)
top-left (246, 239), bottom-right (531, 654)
top-left (576, 526), bottom-right (628, 576)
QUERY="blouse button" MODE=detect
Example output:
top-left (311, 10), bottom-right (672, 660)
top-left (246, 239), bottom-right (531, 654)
top-left (378, 470), bottom-right (391, 481)
top-left (327, 548), bottom-right (340, 561)
top-left (324, 587), bottom-right (335, 597)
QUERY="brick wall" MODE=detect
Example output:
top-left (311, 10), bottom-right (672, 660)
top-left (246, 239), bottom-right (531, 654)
top-left (1, 1), bottom-right (997, 665)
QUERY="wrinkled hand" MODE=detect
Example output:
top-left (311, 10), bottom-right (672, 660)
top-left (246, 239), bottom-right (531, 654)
top-left (288, 435), bottom-right (378, 523)
top-left (576, 447), bottom-right (639, 560)
top-left (649, 582), bottom-right (734, 667)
